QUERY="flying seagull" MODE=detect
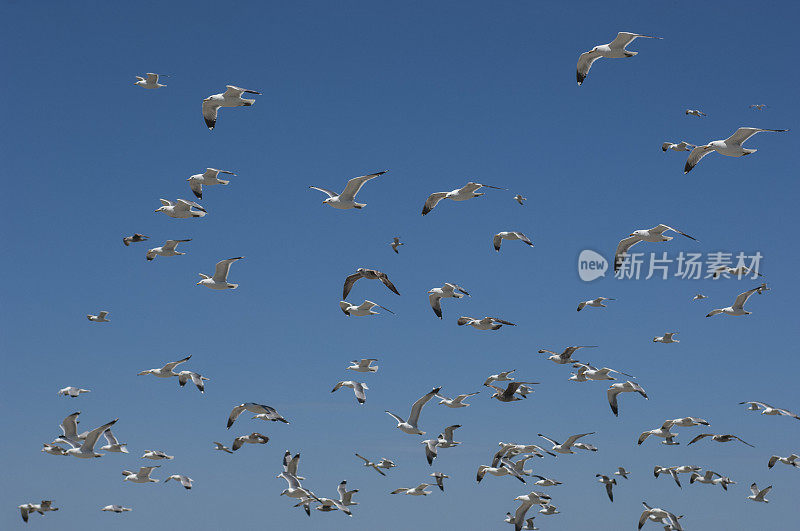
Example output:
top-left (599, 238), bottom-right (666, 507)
top-left (421, 181), bottom-right (507, 215)
top-left (227, 403), bottom-right (288, 428)
top-left (123, 466), bottom-right (160, 483)
top-left (187, 168), bottom-right (236, 199)
top-left (615, 224), bottom-right (697, 272)
top-left (712, 265), bottom-right (763, 278)
top-left (430, 472), bottom-right (449, 491)
top-left (576, 32), bottom-right (662, 85)
top-left (685, 109), bottom-right (707, 117)
top-left (747, 483), bottom-right (772, 502)
top-left (768, 454), bottom-right (799, 469)
top-left (750, 104), bottom-right (768, 110)
top-left (739, 401), bottom-right (800, 420)
top-left (59, 386), bottom-right (90, 398)
top-left (138, 355), bottom-right (191, 378)
top-left (232, 432), bottom-right (269, 451)
top-left (662, 142), bottom-right (694, 152)
top-left (607, 381), bottom-right (648, 416)
top-left (638, 503), bottom-right (683, 530)
top-left (493, 231), bottom-right (534, 252)
top-left (354, 453), bottom-right (390, 476)
top-left (87, 311), bottom-right (110, 323)
top-left (309, 171), bottom-right (387, 210)
top-left (123, 233), bottom-right (149, 246)
top-left (539, 345), bottom-right (596, 365)
top-left (577, 297), bottom-right (614, 311)
top-left (213, 442), bottom-right (234, 454)
top-left (437, 391), bottom-right (480, 408)
top-left (100, 430), bottom-right (128, 453)
top-left (385, 387), bottom-right (441, 435)
top-left (390, 484), bottom-right (432, 496)
top-left (487, 381), bottom-right (540, 402)
top-left (346, 359), bottom-right (379, 373)
top-left (202, 85), bottom-right (261, 130)
top-left (18, 501), bottom-right (59, 523)
top-left (154, 199), bottom-right (206, 218)
top-left (706, 284), bottom-right (768, 317)
top-left (596, 474), bottom-right (616, 502)
top-left (134, 73), bottom-right (166, 89)
top-left (692, 293), bottom-right (708, 301)
top-left (332, 381), bottom-right (368, 404)
top-left (177, 370), bottom-right (209, 393)
top-left (684, 127), bottom-right (788, 174)
top-left (514, 194), bottom-right (526, 205)
top-left (342, 268), bottom-right (400, 299)
top-left (146, 239), bottom-right (191, 261)
top-left (653, 332), bottom-right (679, 343)
top-left (165, 475), bottom-right (194, 490)
top-left (102, 505), bottom-right (132, 513)
top-left (197, 257), bottom-right (244, 290)
top-left (62, 418), bottom-right (118, 458)
top-left (428, 283), bottom-right (469, 319)
top-left (538, 432), bottom-right (595, 454)
top-left (142, 450), bottom-right (173, 460)
top-left (390, 236), bottom-right (403, 253)
top-left (457, 316), bottom-right (516, 330)
top-left (339, 300), bottom-right (394, 316)
top-left (687, 433), bottom-right (754, 447)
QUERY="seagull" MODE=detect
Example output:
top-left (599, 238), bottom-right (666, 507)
top-left (154, 198), bottom-right (206, 218)
top-left (228, 403), bottom-right (288, 428)
top-left (654, 466), bottom-right (699, 488)
top-left (134, 73), bottom-right (166, 89)
top-left (615, 225), bottom-right (697, 272)
top-left (213, 441), bottom-right (233, 454)
top-left (662, 435), bottom-right (680, 446)
top-left (596, 474), bottom-right (616, 502)
top-left (576, 32), bottom-right (662, 85)
top-left (123, 233), bottom-right (149, 246)
top-left (54, 411), bottom-right (86, 447)
top-left (530, 474), bottom-right (562, 486)
top-left (747, 483), bottom-right (772, 502)
top-left (122, 466), bottom-right (160, 483)
top-left (18, 501), bottom-right (59, 523)
top-left (202, 85), bottom-right (261, 130)
top-left (706, 284), bottom-right (768, 317)
top-left (437, 391), bottom-right (479, 408)
top-left (430, 472), bottom-right (448, 491)
top-left (487, 381), bottom-right (539, 402)
top-left (187, 168), bottom-right (236, 199)
top-left (385, 387), bottom-right (441, 435)
top-left (138, 355), bottom-right (191, 378)
top-left (437, 425), bottom-right (462, 448)
top-left (615, 467), bottom-right (630, 480)
top-left (283, 451), bottom-right (305, 480)
top-left (87, 311), bottom-right (110, 322)
top-left (332, 381), bottom-right (368, 404)
top-left (177, 370), bottom-right (209, 393)
top-left (232, 433), bottom-right (269, 451)
top-left (539, 345), bottom-right (596, 365)
top-left (514, 194), bottom-right (526, 205)
top-left (653, 333), bottom-right (679, 343)
top-left (197, 257), bottom-right (244, 290)
top-left (428, 283), bottom-right (469, 318)
top-left (684, 127), bottom-right (788, 173)
top-left (346, 359), bottom-right (379, 373)
top-left (685, 109), bottom-right (707, 117)
top-left (277, 471), bottom-right (317, 500)
top-left (354, 453), bottom-right (389, 476)
top-left (538, 432), bottom-right (595, 454)
top-left (664, 417), bottom-right (709, 427)
top-left (390, 236), bottom-right (403, 253)
top-left (390, 484), bottom-right (432, 496)
top-left (309, 171), bottom-right (387, 210)
top-left (687, 433), bottom-right (754, 447)
top-left (506, 455), bottom-right (535, 477)
top-left (712, 265), bottom-right (764, 278)
top-left (639, 503), bottom-right (683, 530)
top-left (422, 437), bottom-right (440, 465)
top-left (739, 401), bottom-right (800, 420)
top-left (512, 493), bottom-right (551, 531)
top-left (457, 316), bottom-right (516, 330)
top-left (750, 104), bottom-right (768, 110)
top-left (494, 443), bottom-right (555, 463)
top-left (476, 462), bottom-right (526, 483)
top-left (59, 386), bottom-right (90, 398)
top-left (692, 294), bottom-right (708, 301)
top-left (100, 430), bottom-right (128, 453)
top-left (572, 363), bottom-right (635, 381)
top-left (688, 470), bottom-right (731, 489)
top-left (493, 231), bottom-right (534, 252)
top-left (63, 418), bottom-right (117, 458)
top-left (768, 454), bottom-right (799, 469)
top-left (339, 300), bottom-right (394, 316)
top-left (165, 475), bottom-right (194, 490)
top-left (607, 381), bottom-right (648, 416)
top-left (42, 443), bottom-right (68, 456)
top-left (538, 504), bottom-right (559, 515)
top-left (145, 239), bottom-right (191, 261)
top-left (639, 422), bottom-right (677, 445)
top-left (662, 141), bottom-right (694, 152)
top-left (142, 450), bottom-right (173, 460)
top-left (102, 505), bottom-right (132, 513)
top-left (484, 370), bottom-right (516, 386)
top-left (421, 181), bottom-right (507, 215)
top-left (307, 481), bottom-right (357, 515)
top-left (342, 268), bottom-right (400, 299)
top-left (577, 297), bottom-right (614, 311)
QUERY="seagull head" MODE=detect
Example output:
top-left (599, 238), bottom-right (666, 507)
top-left (154, 206), bottom-right (165, 213)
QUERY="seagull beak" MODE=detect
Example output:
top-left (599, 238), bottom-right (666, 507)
top-left (629, 233), bottom-right (635, 236)
top-left (196, 281), bottom-right (202, 285)
top-left (154, 209), bottom-right (160, 212)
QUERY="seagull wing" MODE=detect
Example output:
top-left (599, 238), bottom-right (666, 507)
top-left (227, 404), bottom-right (246, 429)
top-left (353, 383), bottom-right (367, 404)
top-left (429, 293), bottom-right (443, 318)
top-left (339, 171), bottom-right (385, 201)
top-left (308, 186), bottom-right (338, 198)
top-left (176, 199), bottom-right (206, 212)
top-left (576, 49), bottom-right (602, 85)
top-left (162, 354), bottom-right (192, 372)
top-left (81, 419), bottom-right (118, 452)
top-left (564, 432), bottom-right (593, 447)
top-left (342, 273), bottom-right (362, 299)
top-left (223, 85), bottom-right (246, 97)
top-left (422, 192), bottom-right (448, 215)
top-left (493, 233), bottom-right (504, 251)
top-left (687, 433), bottom-right (711, 445)
top-left (614, 235), bottom-right (642, 272)
top-left (651, 224), bottom-right (697, 241)
top-left (202, 100), bottom-right (219, 129)
top-left (189, 180), bottom-right (203, 199)
top-left (60, 412), bottom-right (80, 438)
top-left (491, 317), bottom-right (516, 326)
top-left (408, 388), bottom-right (440, 426)
top-left (607, 387), bottom-right (621, 416)
top-left (684, 145), bottom-right (715, 174)
top-left (213, 257), bottom-right (243, 282)
top-left (103, 430), bottom-right (120, 446)
top-left (724, 127), bottom-right (787, 146)
top-left (732, 286), bottom-right (761, 310)
top-left (609, 32), bottom-right (647, 50)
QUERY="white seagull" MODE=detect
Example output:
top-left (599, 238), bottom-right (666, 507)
top-left (615, 224), bottom-right (697, 272)
top-left (227, 403), bottom-right (289, 428)
top-left (232, 432), bottom-right (269, 451)
top-left (142, 450), bottom-right (173, 460)
top-left (712, 265), bottom-right (763, 278)
top-left (385, 387), bottom-right (441, 435)
top-left (54, 411), bottom-right (86, 447)
top-left (390, 484), bottom-right (432, 496)
top-left (100, 430), bottom-right (128, 453)
top-left (421, 181), bottom-right (507, 215)
top-left (768, 454), bottom-right (799, 469)
top-left (484, 369), bottom-right (516, 386)
top-left (154, 198), bottom-right (206, 218)
top-left (692, 293), bottom-right (708, 301)
top-left (123, 233), bottom-right (149, 246)
top-left (178, 370), bottom-right (209, 393)
top-left (346, 358), bottom-right (379, 373)
top-left (514, 194), bottom-right (527, 205)
top-left (277, 471), bottom-right (316, 500)
top-left (213, 441), bottom-right (234, 454)
top-left (202, 85), bottom-right (261, 130)
top-left (197, 257), bottom-right (244, 290)
top-left (59, 386), bottom-right (90, 397)
top-left (706, 284), bottom-right (768, 317)
top-left (354, 453), bottom-right (390, 476)
top-left (390, 236), bottom-right (404, 253)
top-left (615, 467), bottom-right (630, 480)
top-left (102, 505), bottom-right (132, 513)
top-left (428, 283), bottom-right (469, 319)
top-left (653, 332), bottom-right (679, 343)
top-left (576, 32), bottom-right (662, 85)
top-left (87, 311), bottom-right (110, 322)
top-left (747, 483), bottom-right (772, 503)
top-left (662, 141), bottom-right (694, 152)
top-left (571, 363), bottom-right (635, 381)
top-left (638, 422), bottom-right (677, 445)
top-left (493, 231), bottom-right (534, 252)
top-left (146, 239), bottom-right (191, 261)
top-left (457, 316), bottom-right (516, 330)
top-left (18, 501), bottom-right (58, 523)
top-left (607, 381), bottom-right (648, 416)
top-left (577, 297), bottom-right (614, 311)
top-left (123, 466), bottom-right (160, 483)
top-left (165, 475), bottom-right (194, 490)
top-left (538, 432), bottom-right (595, 454)
top-left (638, 503), bottom-right (683, 530)
top-left (138, 355), bottom-right (191, 378)
top-left (42, 443), bottom-right (68, 456)
top-left (134, 73), bottom-right (166, 89)
top-left (187, 168), bottom-right (236, 199)
top-left (64, 418), bottom-right (118, 458)
top-left (596, 474), bottom-right (616, 502)
top-left (664, 417), bottom-right (709, 428)
top-left (437, 391), bottom-right (479, 408)
top-left (430, 472), bottom-right (449, 491)
top-left (309, 171), bottom-right (387, 210)
top-left (342, 268), bottom-right (400, 299)
top-left (739, 401), bottom-right (800, 420)
top-left (339, 300), bottom-right (394, 316)
top-left (332, 381), bottom-right (368, 404)
top-left (685, 109), bottom-right (706, 117)
top-left (539, 345), bottom-right (596, 365)
top-left (687, 433), bottom-right (754, 447)
top-left (684, 127), bottom-right (788, 174)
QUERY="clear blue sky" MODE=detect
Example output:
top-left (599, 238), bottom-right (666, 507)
top-left (3, 1), bottom-right (798, 529)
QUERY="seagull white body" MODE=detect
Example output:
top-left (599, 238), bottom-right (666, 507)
top-left (530, 474), bottom-right (562, 486)
top-left (436, 425), bottom-right (462, 448)
top-left (214, 441), bottom-right (234, 454)
top-left (684, 127), bottom-right (788, 174)
top-left (142, 450), bottom-right (173, 460)
top-left (712, 265), bottom-right (763, 278)
top-left (639, 422), bottom-right (677, 445)
top-left (572, 363), bottom-right (634, 381)
top-left (123, 233), bottom-right (149, 246)
top-left (309, 171), bottom-right (387, 209)
top-left (596, 474), bottom-right (616, 501)
top-left (227, 402), bottom-right (289, 428)
top-left (653, 332), bottom-right (679, 343)
top-left (146, 239), bottom-right (191, 261)
top-left (421, 181), bottom-right (507, 215)
top-left (54, 411), bottom-right (87, 447)
top-left (685, 109), bottom-right (707, 117)
top-left (64, 418), bottom-right (118, 458)
top-left (576, 32), bottom-right (662, 85)
top-left (692, 293), bottom-right (708, 301)
top-left (155, 198), bottom-right (206, 218)
top-left (484, 370), bottom-right (515, 386)
top-left (664, 417), bottom-right (709, 427)
top-left (615, 467), bottom-right (630, 479)
top-left (202, 85), bottom-right (261, 130)
top-left (768, 454), bottom-right (799, 468)
top-left (689, 470), bottom-right (733, 490)
top-left (87, 311), bottom-right (110, 322)
top-left (166, 474), bottom-right (194, 490)
top-left (187, 168), bottom-right (235, 199)
top-left (178, 370), bottom-right (209, 393)
top-left (385, 387), bottom-right (441, 435)
top-left (100, 430), bottom-right (128, 453)
top-left (457, 316), bottom-right (516, 330)
top-left (355, 453), bottom-right (393, 476)
top-left (42, 443), bottom-right (68, 456)
top-left (539, 345), bottom-right (596, 365)
top-left (102, 505), bottom-right (132, 513)
top-left (639, 503), bottom-right (683, 531)
top-left (428, 283), bottom-right (469, 318)
top-left (615, 224), bottom-right (697, 272)
top-left (538, 432), bottom-right (595, 454)
top-left (277, 471), bottom-right (315, 499)
top-left (123, 466), bottom-right (160, 483)
top-left (607, 381), bottom-right (648, 416)
top-left (59, 386), bottom-right (90, 397)
top-left (514, 194), bottom-right (526, 205)
top-left (476, 462), bottom-right (525, 483)
top-left (662, 141), bottom-right (694, 152)
top-left (706, 284), bottom-right (768, 317)
top-left (538, 504), bottom-right (559, 515)
top-left (390, 483), bottom-right (431, 496)
top-left (197, 257), bottom-right (244, 290)
top-left (346, 358), bottom-right (378, 373)
top-left (437, 391), bottom-right (479, 408)
top-left (747, 483), bottom-right (771, 502)
top-left (740, 401), bottom-right (800, 419)
top-left (135, 73), bottom-right (165, 89)
top-left (339, 300), bottom-right (393, 316)
top-left (332, 381), bottom-right (368, 404)
top-left (138, 355), bottom-right (191, 378)
top-left (493, 231), bottom-right (534, 252)
top-left (577, 297), bottom-right (614, 311)
top-left (390, 236), bottom-right (403, 253)
top-left (18, 501), bottom-right (58, 522)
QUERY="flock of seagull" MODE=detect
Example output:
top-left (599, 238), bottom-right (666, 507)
top-left (19, 29), bottom-right (794, 530)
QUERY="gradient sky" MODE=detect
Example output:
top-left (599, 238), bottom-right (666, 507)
top-left (3, 1), bottom-right (799, 529)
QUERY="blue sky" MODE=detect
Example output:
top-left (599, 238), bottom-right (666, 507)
top-left (3, 0), bottom-right (799, 529)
